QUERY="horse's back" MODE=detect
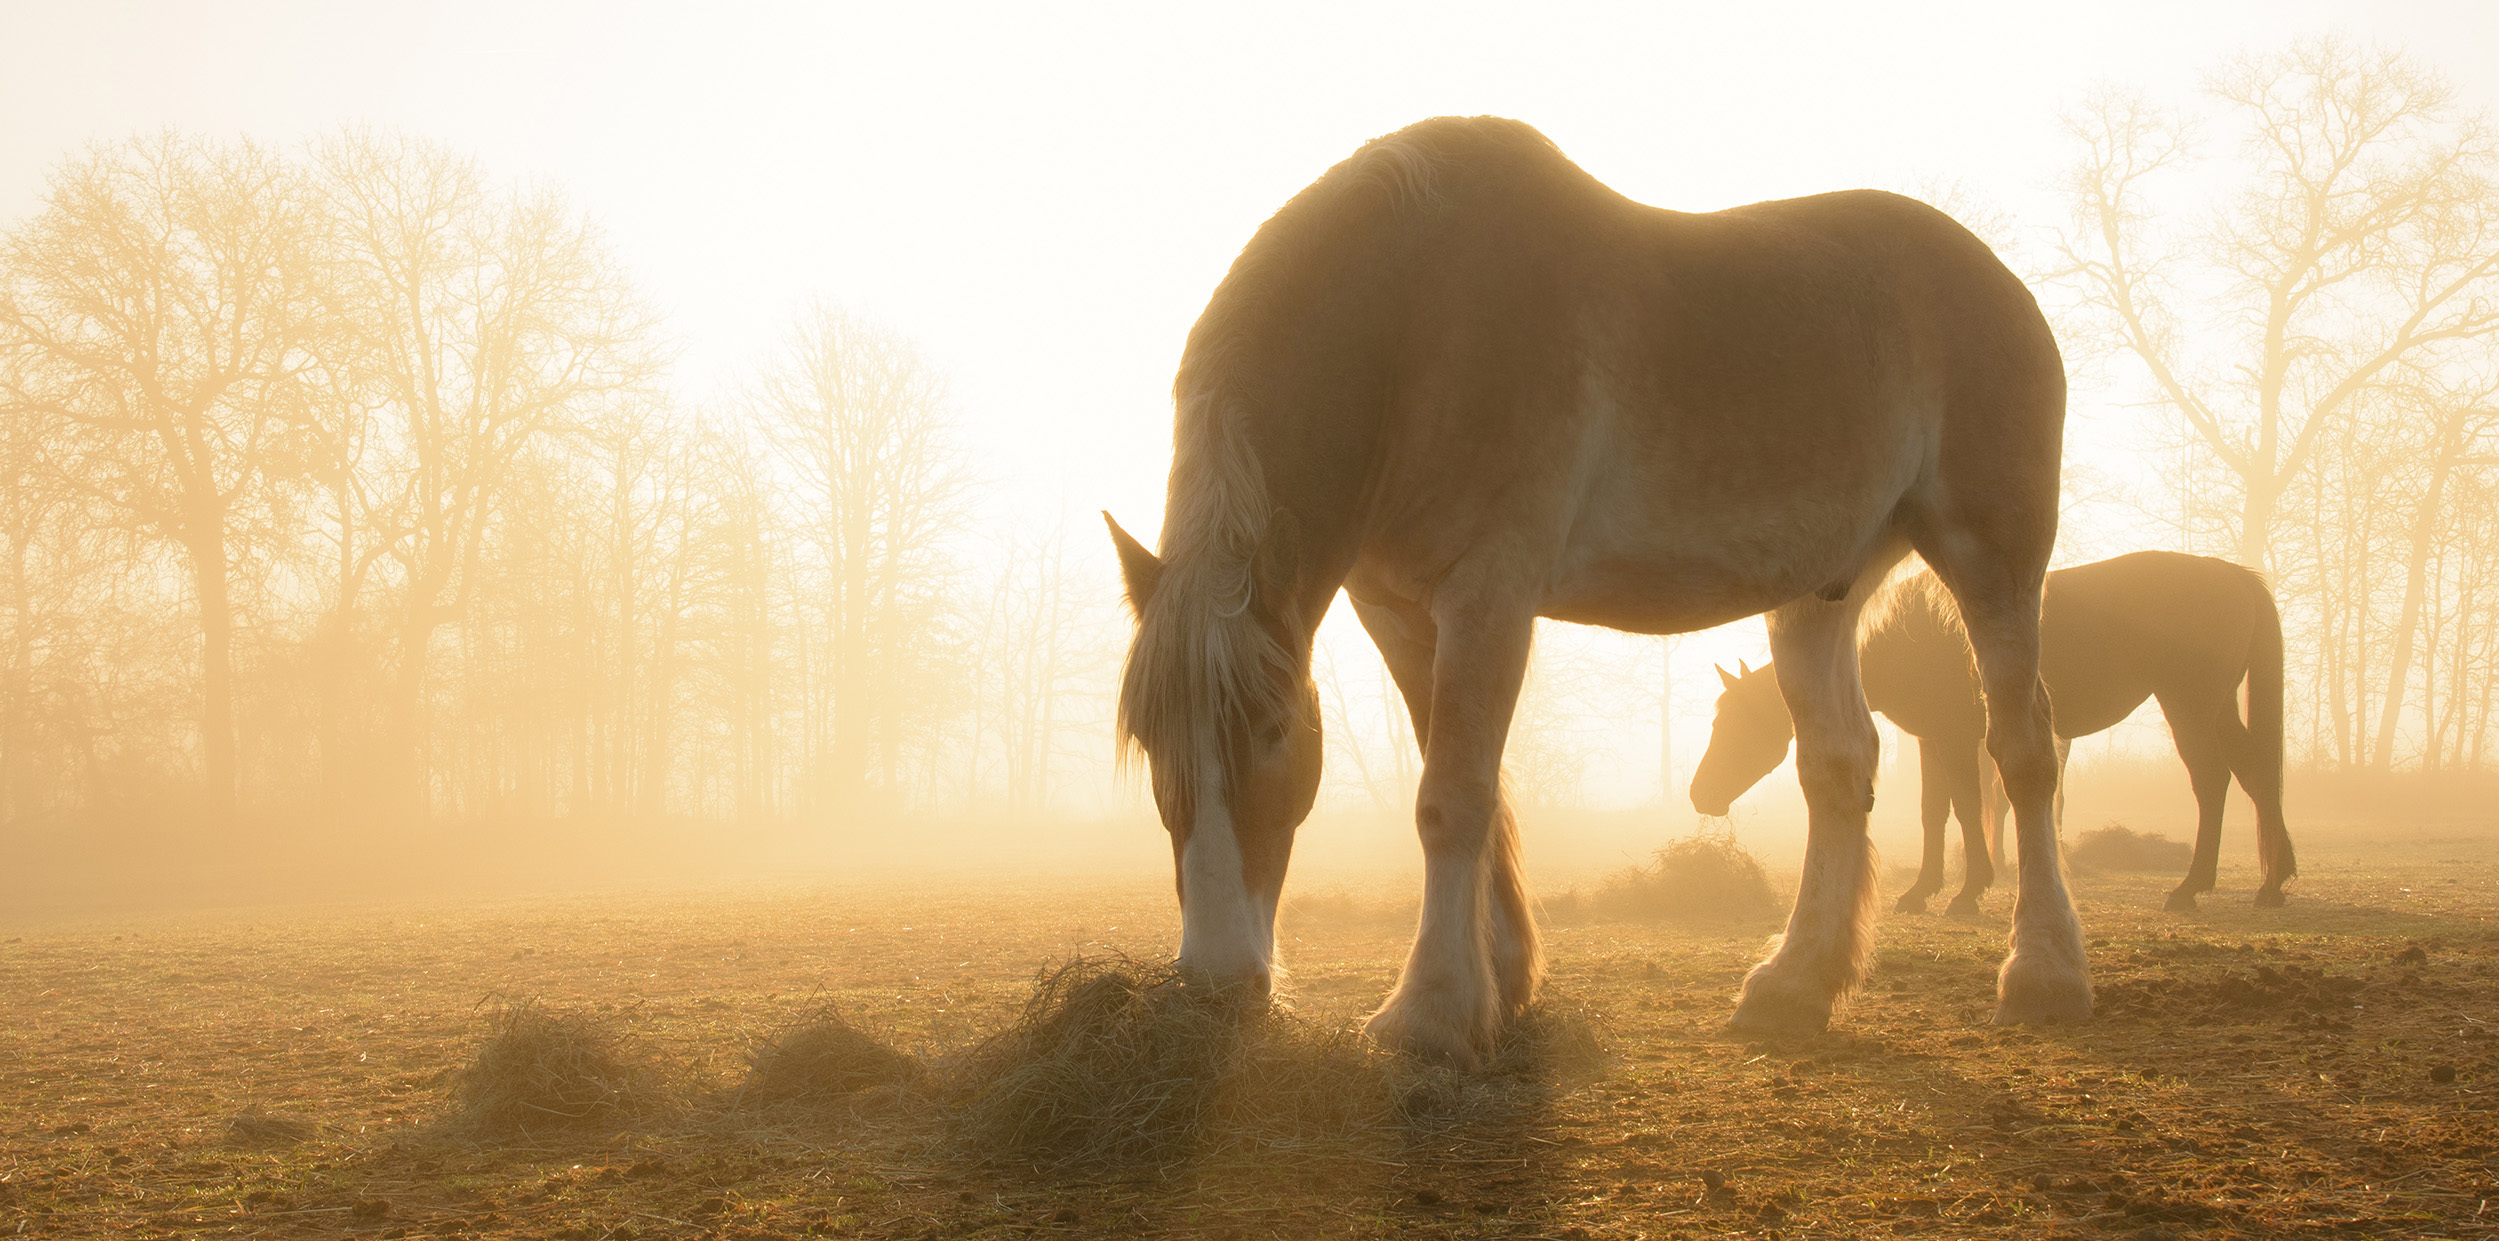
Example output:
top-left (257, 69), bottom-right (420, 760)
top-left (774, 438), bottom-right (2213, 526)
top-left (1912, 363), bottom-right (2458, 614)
top-left (2040, 552), bottom-right (2271, 730)
top-left (1194, 117), bottom-right (2063, 632)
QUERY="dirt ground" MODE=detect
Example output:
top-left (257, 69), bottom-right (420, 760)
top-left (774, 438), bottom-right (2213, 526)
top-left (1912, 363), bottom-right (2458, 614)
top-left (5, 835), bottom-right (2497, 1240)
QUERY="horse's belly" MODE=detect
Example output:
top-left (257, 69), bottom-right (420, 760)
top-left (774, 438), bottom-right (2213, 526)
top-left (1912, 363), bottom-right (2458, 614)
top-left (1535, 390), bottom-right (1930, 632)
top-left (1540, 536), bottom-right (1883, 634)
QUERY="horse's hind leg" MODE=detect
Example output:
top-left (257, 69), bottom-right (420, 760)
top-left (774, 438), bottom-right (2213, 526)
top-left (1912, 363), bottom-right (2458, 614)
top-left (1730, 579), bottom-right (1889, 1036)
top-left (1894, 741), bottom-right (1952, 914)
top-left (1361, 595), bottom-right (1539, 1067)
top-left (2218, 713), bottom-right (2295, 907)
top-left (1943, 739), bottom-right (1993, 916)
top-left (1926, 560), bottom-right (2090, 1026)
top-left (2160, 694), bottom-right (2234, 913)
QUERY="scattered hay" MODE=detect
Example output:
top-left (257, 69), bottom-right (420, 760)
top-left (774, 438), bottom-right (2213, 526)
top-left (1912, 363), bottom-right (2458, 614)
top-left (946, 955), bottom-right (1602, 1169)
top-left (739, 1004), bottom-right (921, 1110)
top-left (1590, 829), bottom-right (1780, 921)
top-left (447, 998), bottom-right (659, 1135)
top-left (2068, 823), bottom-right (2194, 874)
top-left (223, 1110), bottom-right (317, 1146)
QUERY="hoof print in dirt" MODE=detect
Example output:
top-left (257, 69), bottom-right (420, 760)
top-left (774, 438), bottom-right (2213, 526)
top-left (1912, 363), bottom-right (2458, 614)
top-left (224, 1112), bottom-right (316, 1146)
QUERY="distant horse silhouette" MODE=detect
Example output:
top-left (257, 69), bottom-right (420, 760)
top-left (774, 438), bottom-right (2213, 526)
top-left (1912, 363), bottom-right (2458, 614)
top-left (1105, 115), bottom-right (2081, 1064)
top-left (1692, 551), bottom-right (2294, 914)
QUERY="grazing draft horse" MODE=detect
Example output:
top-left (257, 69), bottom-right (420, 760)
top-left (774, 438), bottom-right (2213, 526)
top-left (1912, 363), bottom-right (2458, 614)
top-left (1691, 552), bottom-right (2296, 914)
top-left (1106, 116), bottom-right (2081, 1066)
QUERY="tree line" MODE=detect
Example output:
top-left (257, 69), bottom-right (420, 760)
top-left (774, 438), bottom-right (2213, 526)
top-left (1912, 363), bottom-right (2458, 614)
top-left (0, 131), bottom-right (1109, 832)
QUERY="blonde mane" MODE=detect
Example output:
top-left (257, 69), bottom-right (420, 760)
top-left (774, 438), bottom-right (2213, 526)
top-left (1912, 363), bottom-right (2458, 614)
top-left (1113, 123), bottom-right (1509, 813)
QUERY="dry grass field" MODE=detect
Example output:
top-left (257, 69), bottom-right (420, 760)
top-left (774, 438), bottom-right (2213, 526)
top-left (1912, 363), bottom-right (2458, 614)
top-left (5, 832), bottom-right (2497, 1241)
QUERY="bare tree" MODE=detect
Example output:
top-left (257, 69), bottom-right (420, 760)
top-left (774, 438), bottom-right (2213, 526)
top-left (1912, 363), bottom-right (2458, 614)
top-left (0, 134), bottom-right (325, 818)
top-left (967, 523), bottom-right (1102, 817)
top-left (694, 421), bottom-right (779, 822)
top-left (750, 306), bottom-right (969, 816)
top-left (2363, 374), bottom-right (2499, 766)
top-left (2057, 38), bottom-right (2499, 572)
top-left (313, 130), bottom-right (656, 812)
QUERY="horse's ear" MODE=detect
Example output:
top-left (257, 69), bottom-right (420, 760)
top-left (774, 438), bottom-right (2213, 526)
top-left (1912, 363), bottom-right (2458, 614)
top-left (1104, 511), bottom-right (1161, 616)
top-left (1717, 663), bottom-right (1739, 691)
top-left (1253, 508), bottom-right (1301, 608)
top-left (1737, 658), bottom-right (1752, 678)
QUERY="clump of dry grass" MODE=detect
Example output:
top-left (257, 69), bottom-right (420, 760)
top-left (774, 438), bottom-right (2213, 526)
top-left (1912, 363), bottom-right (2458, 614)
top-left (2068, 823), bottom-right (2194, 874)
top-left (949, 957), bottom-right (1286, 1165)
top-left (1589, 829), bottom-right (1780, 921)
top-left (946, 955), bottom-right (1603, 1169)
top-left (447, 998), bottom-right (659, 1135)
top-left (739, 1004), bottom-right (921, 1110)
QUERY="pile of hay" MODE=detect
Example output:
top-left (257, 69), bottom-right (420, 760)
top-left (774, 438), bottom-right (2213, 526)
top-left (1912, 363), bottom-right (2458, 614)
top-left (739, 1005), bottom-right (921, 1110)
top-left (1590, 830), bottom-right (1780, 921)
top-left (2067, 823), bottom-right (2194, 874)
top-left (447, 998), bottom-right (659, 1135)
top-left (947, 956), bottom-right (1602, 1168)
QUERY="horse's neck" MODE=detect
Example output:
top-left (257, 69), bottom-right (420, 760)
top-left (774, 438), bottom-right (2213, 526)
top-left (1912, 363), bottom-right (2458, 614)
top-left (1231, 392), bottom-right (1386, 619)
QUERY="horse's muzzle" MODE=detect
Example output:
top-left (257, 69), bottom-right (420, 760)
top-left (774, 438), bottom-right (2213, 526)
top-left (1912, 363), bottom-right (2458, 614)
top-left (1176, 955), bottom-right (1272, 1002)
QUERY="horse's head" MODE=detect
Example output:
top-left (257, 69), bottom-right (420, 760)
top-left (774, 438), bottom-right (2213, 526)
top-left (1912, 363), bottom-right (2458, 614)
top-left (1689, 659), bottom-right (1793, 816)
top-left (1107, 511), bottom-right (1323, 997)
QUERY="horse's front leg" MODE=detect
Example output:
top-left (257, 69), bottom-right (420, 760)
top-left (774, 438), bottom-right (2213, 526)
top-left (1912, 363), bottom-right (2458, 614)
top-left (1364, 601), bottom-right (1538, 1068)
top-left (1731, 591), bottom-right (1885, 1036)
top-left (1353, 593), bottom-right (1537, 1012)
top-left (1957, 591), bottom-right (2092, 1026)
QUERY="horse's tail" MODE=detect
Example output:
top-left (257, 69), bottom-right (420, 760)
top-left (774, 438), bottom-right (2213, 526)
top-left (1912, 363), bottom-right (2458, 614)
top-left (2245, 576), bottom-right (2296, 883)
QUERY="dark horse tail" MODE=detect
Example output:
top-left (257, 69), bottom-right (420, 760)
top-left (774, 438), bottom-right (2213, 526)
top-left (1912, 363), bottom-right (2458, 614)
top-left (2245, 576), bottom-right (2296, 884)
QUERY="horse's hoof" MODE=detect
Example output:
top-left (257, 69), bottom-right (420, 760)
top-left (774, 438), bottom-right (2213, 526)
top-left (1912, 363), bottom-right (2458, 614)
top-left (1893, 892), bottom-right (1929, 915)
top-left (2252, 889), bottom-right (2287, 909)
top-left (1364, 988), bottom-right (1494, 1070)
top-left (1994, 953), bottom-right (2093, 1026)
top-left (1729, 962), bottom-right (1836, 1037)
top-left (1945, 894), bottom-right (1983, 918)
top-left (2163, 889), bottom-right (2200, 913)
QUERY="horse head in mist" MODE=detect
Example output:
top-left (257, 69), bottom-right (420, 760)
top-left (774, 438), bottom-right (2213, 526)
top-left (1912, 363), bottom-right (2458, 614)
top-left (1104, 510), bottom-right (1323, 1000)
top-left (1689, 660), bottom-right (1793, 817)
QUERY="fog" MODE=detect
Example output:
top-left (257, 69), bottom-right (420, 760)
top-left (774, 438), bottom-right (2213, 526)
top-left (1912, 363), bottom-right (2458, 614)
top-left (4, 2), bottom-right (2499, 923)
